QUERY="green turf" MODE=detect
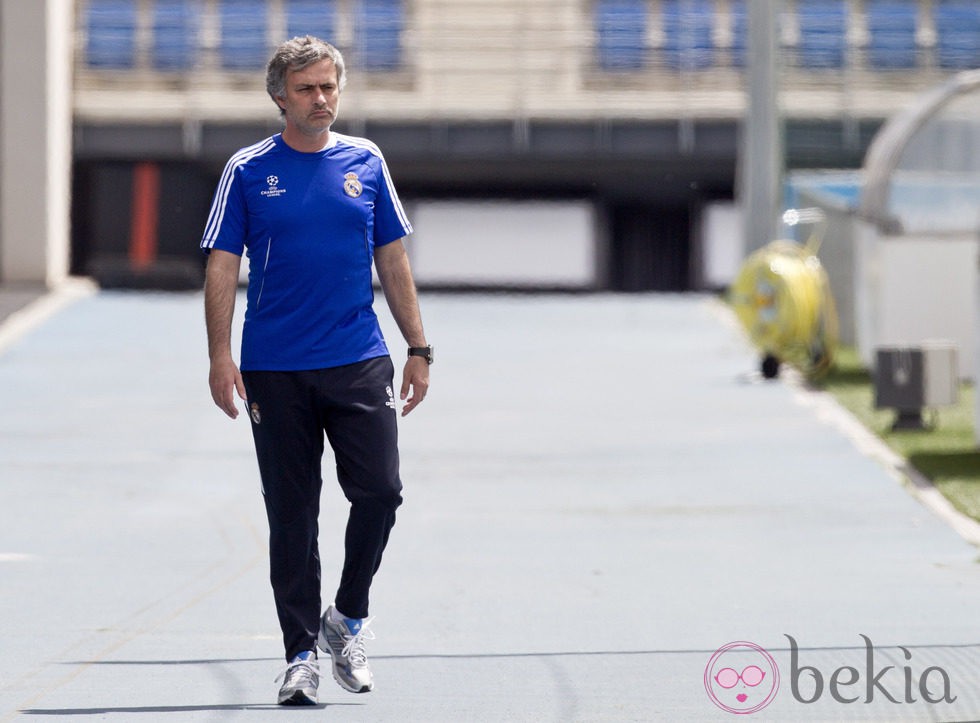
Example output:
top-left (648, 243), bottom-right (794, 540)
top-left (816, 347), bottom-right (980, 522)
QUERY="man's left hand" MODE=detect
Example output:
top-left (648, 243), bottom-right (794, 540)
top-left (399, 357), bottom-right (430, 416)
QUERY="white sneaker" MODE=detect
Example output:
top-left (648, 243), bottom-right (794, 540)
top-left (274, 650), bottom-right (319, 705)
top-left (317, 605), bottom-right (375, 693)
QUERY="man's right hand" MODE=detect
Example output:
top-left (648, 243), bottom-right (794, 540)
top-left (209, 355), bottom-right (246, 419)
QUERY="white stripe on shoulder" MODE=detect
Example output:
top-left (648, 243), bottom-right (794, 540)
top-left (332, 132), bottom-right (384, 159)
top-left (201, 136), bottom-right (278, 248)
top-left (332, 134), bottom-right (412, 234)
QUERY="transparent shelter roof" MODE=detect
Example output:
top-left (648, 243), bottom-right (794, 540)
top-left (861, 70), bottom-right (980, 236)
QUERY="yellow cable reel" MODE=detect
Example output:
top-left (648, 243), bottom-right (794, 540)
top-left (729, 211), bottom-right (838, 381)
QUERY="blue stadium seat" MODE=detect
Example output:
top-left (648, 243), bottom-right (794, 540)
top-left (661, 0), bottom-right (715, 71)
top-left (286, 0), bottom-right (336, 42)
top-left (730, 0), bottom-right (748, 67)
top-left (797, 1), bottom-right (848, 69)
top-left (151, 0), bottom-right (200, 71)
top-left (85, 0), bottom-right (138, 69)
top-left (865, 0), bottom-right (918, 69)
top-left (357, 0), bottom-right (404, 71)
top-left (934, 0), bottom-right (980, 70)
top-left (219, 0), bottom-right (269, 70)
top-left (595, 0), bottom-right (647, 71)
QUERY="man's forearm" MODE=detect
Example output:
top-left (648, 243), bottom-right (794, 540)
top-left (376, 241), bottom-right (426, 347)
top-left (204, 251), bottom-right (241, 361)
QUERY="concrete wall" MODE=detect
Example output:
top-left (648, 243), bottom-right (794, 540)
top-left (698, 201), bottom-right (744, 290)
top-left (0, 0), bottom-right (73, 287)
top-left (795, 187), bottom-right (859, 346)
top-left (855, 223), bottom-right (978, 381)
top-left (408, 200), bottom-right (600, 289)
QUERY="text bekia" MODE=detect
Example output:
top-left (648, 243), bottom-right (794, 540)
top-left (787, 635), bottom-right (956, 705)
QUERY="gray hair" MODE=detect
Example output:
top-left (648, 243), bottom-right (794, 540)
top-left (266, 36), bottom-right (347, 112)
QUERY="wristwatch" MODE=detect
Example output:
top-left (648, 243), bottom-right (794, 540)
top-left (408, 345), bottom-right (434, 364)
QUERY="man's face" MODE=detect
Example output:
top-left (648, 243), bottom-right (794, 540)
top-left (277, 59), bottom-right (340, 138)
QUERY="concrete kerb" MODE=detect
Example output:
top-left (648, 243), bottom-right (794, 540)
top-left (706, 296), bottom-right (980, 548)
top-left (0, 277), bottom-right (97, 355)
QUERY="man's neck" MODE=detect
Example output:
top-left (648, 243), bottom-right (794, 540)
top-left (281, 127), bottom-right (332, 153)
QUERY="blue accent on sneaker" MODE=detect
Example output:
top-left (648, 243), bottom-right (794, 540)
top-left (276, 649), bottom-right (319, 705)
top-left (318, 605), bottom-right (375, 693)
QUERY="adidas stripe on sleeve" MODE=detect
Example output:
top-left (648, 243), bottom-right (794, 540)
top-left (200, 137), bottom-right (277, 254)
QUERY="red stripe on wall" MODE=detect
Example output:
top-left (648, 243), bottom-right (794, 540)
top-left (129, 162), bottom-right (160, 270)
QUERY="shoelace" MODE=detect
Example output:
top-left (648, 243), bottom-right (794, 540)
top-left (275, 656), bottom-right (320, 685)
top-left (340, 617), bottom-right (376, 669)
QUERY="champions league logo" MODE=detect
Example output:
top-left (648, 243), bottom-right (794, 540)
top-left (261, 174), bottom-right (287, 198)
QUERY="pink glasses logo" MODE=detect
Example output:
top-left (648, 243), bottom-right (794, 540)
top-left (705, 641), bottom-right (781, 714)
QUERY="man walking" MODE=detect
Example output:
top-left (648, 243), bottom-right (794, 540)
top-left (202, 35), bottom-right (431, 706)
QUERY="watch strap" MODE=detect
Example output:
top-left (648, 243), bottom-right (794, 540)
top-left (408, 345), bottom-right (434, 364)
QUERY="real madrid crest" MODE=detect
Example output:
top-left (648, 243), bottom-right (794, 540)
top-left (249, 402), bottom-right (261, 425)
top-left (343, 172), bottom-right (363, 198)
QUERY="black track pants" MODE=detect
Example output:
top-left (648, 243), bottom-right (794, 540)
top-left (242, 356), bottom-right (403, 660)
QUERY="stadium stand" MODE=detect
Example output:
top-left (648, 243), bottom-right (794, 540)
top-left (74, 0), bottom-right (975, 141)
top-left (286, 0), bottom-right (337, 42)
top-left (356, 0), bottom-right (404, 71)
top-left (84, 0), bottom-right (137, 69)
top-left (934, 0), bottom-right (980, 70)
top-left (661, 0), bottom-right (715, 71)
top-left (219, 0), bottom-right (270, 71)
top-left (796, 1), bottom-right (848, 69)
top-left (78, 1), bottom-right (976, 79)
top-left (594, 0), bottom-right (647, 71)
top-left (729, 0), bottom-right (748, 67)
top-left (151, 0), bottom-right (200, 71)
top-left (865, 0), bottom-right (919, 70)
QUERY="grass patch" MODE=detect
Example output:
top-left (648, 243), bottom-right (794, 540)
top-left (815, 347), bottom-right (980, 522)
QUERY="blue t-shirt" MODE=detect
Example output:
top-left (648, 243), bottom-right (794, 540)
top-left (201, 133), bottom-right (413, 371)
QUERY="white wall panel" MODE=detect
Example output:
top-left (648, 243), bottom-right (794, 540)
top-left (409, 200), bottom-right (598, 288)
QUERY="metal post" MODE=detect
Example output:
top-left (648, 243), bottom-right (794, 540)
top-left (740, 0), bottom-right (783, 253)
